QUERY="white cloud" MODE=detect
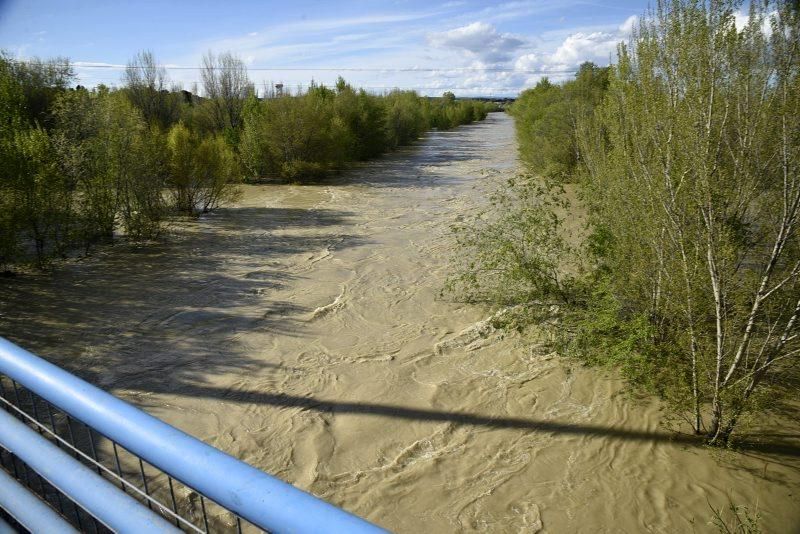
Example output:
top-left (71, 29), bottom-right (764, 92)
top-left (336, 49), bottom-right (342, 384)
top-left (733, 9), bottom-right (774, 36)
top-left (510, 14), bottom-right (638, 81)
top-left (514, 53), bottom-right (538, 71)
top-left (64, 6), bottom-right (639, 96)
top-left (550, 31), bottom-right (619, 65)
top-left (619, 15), bottom-right (638, 34)
top-left (428, 22), bottom-right (525, 64)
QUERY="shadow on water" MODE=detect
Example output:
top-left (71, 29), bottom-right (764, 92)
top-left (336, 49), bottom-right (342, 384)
top-left (0, 205), bottom-right (368, 392)
top-left (108, 380), bottom-right (800, 462)
top-left (2, 112), bottom-right (797, 493)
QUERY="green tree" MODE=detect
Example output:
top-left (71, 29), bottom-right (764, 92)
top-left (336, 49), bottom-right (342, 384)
top-left (200, 51), bottom-right (253, 144)
top-left (0, 53), bottom-right (74, 266)
top-left (166, 122), bottom-right (240, 213)
top-left (581, 0), bottom-right (800, 443)
top-left (122, 50), bottom-right (182, 129)
top-left (461, 0), bottom-right (800, 445)
top-left (511, 63), bottom-right (608, 180)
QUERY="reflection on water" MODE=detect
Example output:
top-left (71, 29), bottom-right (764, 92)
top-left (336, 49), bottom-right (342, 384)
top-left (1, 114), bottom-right (798, 533)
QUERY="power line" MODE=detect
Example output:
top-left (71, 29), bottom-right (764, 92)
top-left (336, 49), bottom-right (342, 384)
top-left (73, 76), bottom-right (528, 93)
top-left (26, 60), bottom-right (579, 76)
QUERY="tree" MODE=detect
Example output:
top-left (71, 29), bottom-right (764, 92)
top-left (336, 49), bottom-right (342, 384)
top-left (511, 63), bottom-right (608, 180)
top-left (200, 51), bottom-right (253, 141)
top-left (122, 50), bottom-right (181, 129)
top-left (53, 88), bottom-right (167, 243)
top-left (166, 123), bottom-right (240, 213)
top-left (579, 0), bottom-right (800, 443)
top-left (457, 0), bottom-right (799, 445)
top-left (0, 53), bottom-right (74, 266)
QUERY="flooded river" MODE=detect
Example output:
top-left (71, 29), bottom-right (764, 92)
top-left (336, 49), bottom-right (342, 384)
top-left (1, 113), bottom-right (799, 532)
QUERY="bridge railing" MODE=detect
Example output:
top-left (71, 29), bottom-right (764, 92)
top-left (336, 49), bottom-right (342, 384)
top-left (0, 336), bottom-right (387, 534)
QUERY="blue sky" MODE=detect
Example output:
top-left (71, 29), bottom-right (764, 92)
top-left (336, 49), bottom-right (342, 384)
top-left (0, 0), bottom-right (649, 96)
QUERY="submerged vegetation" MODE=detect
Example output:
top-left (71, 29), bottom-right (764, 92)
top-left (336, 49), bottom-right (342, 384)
top-left (450, 0), bottom-right (800, 445)
top-left (0, 52), bottom-right (492, 268)
top-left (239, 81), bottom-right (491, 181)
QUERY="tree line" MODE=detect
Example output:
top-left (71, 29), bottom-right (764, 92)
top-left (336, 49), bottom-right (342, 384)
top-left (1, 51), bottom-right (494, 268)
top-left (450, 0), bottom-right (800, 445)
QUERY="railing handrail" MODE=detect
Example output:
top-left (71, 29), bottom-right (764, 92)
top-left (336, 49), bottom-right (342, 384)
top-left (0, 337), bottom-right (387, 534)
top-left (0, 464), bottom-right (80, 534)
top-left (0, 409), bottom-right (179, 533)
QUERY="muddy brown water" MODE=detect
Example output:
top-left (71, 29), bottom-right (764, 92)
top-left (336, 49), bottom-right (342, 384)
top-left (2, 113), bottom-right (799, 533)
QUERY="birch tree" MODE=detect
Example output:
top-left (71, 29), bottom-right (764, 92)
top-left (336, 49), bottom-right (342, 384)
top-left (581, 0), bottom-right (800, 443)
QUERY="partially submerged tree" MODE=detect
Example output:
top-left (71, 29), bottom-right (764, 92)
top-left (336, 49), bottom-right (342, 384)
top-left (53, 87), bottom-right (168, 243)
top-left (166, 122), bottom-right (240, 215)
top-left (456, 0), bottom-right (800, 445)
top-left (0, 54), bottom-right (74, 266)
top-left (240, 81), bottom-right (491, 182)
top-left (582, 0), bottom-right (800, 443)
top-left (511, 62), bottom-right (609, 180)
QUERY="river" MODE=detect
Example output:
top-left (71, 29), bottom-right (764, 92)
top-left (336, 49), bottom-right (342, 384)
top-left (1, 113), bottom-right (798, 532)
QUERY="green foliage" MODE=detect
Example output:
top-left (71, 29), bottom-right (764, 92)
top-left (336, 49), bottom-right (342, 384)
top-left (0, 54), bottom-right (74, 128)
top-left (383, 90), bottom-right (429, 149)
top-left (199, 51), bottom-right (253, 140)
top-left (510, 63), bottom-right (608, 180)
top-left (333, 79), bottom-right (389, 160)
top-left (581, 0), bottom-right (800, 442)
top-left (53, 88), bottom-right (167, 244)
top-left (562, 276), bottom-right (689, 400)
top-left (445, 175), bottom-right (577, 306)
top-left (5, 127), bottom-right (68, 265)
top-left (0, 50), bottom-right (250, 268)
top-left (193, 135), bottom-right (241, 213)
top-left (240, 82), bottom-right (490, 182)
top-left (95, 93), bottom-right (166, 239)
top-left (1, 55), bottom-right (171, 266)
top-left (459, 0), bottom-right (800, 445)
top-left (241, 88), bottom-right (350, 181)
top-left (0, 53), bottom-right (73, 266)
top-left (428, 96), bottom-right (490, 130)
top-left (122, 51), bottom-right (182, 130)
top-left (166, 123), bottom-right (240, 215)
top-left (1, 49), bottom-right (489, 267)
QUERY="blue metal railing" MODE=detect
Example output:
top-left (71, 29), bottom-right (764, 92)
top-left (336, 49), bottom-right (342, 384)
top-left (0, 336), bottom-right (387, 533)
top-left (0, 466), bottom-right (79, 533)
top-left (0, 409), bottom-right (176, 533)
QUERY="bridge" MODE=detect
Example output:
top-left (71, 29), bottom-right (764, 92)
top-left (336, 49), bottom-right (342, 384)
top-left (0, 337), bottom-right (386, 533)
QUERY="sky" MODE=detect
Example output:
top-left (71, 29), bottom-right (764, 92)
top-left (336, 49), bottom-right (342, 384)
top-left (0, 0), bottom-right (650, 97)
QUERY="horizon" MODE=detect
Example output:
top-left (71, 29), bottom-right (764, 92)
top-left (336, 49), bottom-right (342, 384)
top-left (0, 0), bottom-right (649, 97)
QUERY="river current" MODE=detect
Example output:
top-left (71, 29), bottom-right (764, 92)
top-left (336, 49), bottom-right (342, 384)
top-left (2, 113), bottom-right (798, 532)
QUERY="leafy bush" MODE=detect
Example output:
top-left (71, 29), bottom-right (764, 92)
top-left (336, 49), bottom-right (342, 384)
top-left (510, 63), bottom-right (608, 180)
top-left (445, 176), bottom-right (577, 306)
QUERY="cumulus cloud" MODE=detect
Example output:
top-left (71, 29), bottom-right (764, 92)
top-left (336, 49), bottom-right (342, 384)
top-left (418, 14), bottom-right (642, 94)
top-left (550, 31), bottom-right (620, 66)
top-left (619, 15), bottom-right (638, 34)
top-left (428, 22), bottom-right (525, 63)
top-left (510, 15), bottom-right (638, 83)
